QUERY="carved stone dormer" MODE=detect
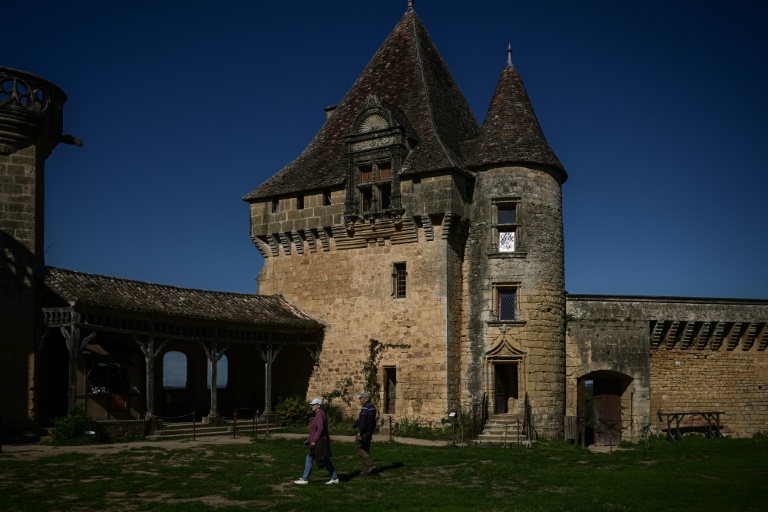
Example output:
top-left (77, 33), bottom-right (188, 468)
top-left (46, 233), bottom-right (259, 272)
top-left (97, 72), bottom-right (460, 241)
top-left (343, 95), bottom-right (415, 230)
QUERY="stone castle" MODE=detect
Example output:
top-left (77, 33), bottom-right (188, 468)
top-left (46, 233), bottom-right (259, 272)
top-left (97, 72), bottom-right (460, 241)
top-left (2, 4), bottom-right (766, 442)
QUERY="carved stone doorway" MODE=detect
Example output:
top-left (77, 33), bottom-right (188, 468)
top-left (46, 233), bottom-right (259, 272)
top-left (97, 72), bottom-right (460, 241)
top-left (493, 362), bottom-right (519, 414)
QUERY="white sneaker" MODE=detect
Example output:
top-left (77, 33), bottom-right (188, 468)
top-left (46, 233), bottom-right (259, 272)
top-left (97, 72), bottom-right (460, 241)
top-left (326, 478), bottom-right (339, 485)
top-left (293, 479), bottom-right (308, 485)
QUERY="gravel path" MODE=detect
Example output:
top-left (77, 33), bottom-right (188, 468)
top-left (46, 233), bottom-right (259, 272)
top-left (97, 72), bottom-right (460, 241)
top-left (0, 433), bottom-right (452, 460)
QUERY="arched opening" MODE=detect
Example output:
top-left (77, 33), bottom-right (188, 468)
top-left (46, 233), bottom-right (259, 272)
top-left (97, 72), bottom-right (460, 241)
top-left (163, 351), bottom-right (188, 389)
top-left (578, 370), bottom-right (633, 446)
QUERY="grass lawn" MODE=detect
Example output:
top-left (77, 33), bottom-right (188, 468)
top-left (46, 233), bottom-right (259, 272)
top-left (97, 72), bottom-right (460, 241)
top-left (1, 435), bottom-right (766, 511)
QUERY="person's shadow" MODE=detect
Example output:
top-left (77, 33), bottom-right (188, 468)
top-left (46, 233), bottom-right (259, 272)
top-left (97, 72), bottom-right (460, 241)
top-left (342, 462), bottom-right (404, 481)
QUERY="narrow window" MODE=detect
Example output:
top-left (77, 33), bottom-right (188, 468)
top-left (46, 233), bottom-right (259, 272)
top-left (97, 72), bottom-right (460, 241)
top-left (361, 188), bottom-right (373, 213)
top-left (498, 288), bottom-right (517, 321)
top-left (163, 351), bottom-right (188, 389)
top-left (297, 195), bottom-right (304, 210)
top-left (379, 183), bottom-right (391, 210)
top-left (393, 262), bottom-right (407, 298)
top-left (384, 367), bottom-right (397, 414)
top-left (496, 202), bottom-right (518, 253)
top-left (271, 198), bottom-right (279, 214)
top-left (206, 355), bottom-right (229, 390)
top-left (323, 189), bottom-right (332, 206)
top-left (413, 177), bottom-right (422, 193)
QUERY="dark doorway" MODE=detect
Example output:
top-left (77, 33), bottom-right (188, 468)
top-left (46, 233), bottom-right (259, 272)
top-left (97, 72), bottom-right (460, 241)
top-left (384, 367), bottom-right (396, 414)
top-left (493, 363), bottom-right (519, 413)
top-left (578, 371), bottom-right (630, 446)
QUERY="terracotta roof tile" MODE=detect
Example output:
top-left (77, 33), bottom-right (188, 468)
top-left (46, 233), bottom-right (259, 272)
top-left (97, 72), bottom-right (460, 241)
top-left (243, 11), bottom-right (480, 201)
top-left (42, 267), bottom-right (322, 331)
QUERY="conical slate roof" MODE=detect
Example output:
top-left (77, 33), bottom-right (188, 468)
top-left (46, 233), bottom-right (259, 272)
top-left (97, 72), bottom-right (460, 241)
top-left (462, 50), bottom-right (566, 180)
top-left (243, 9), bottom-right (481, 201)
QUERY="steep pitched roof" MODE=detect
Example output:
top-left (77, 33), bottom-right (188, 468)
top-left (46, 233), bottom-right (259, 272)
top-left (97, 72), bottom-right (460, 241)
top-left (42, 267), bottom-right (322, 331)
top-left (462, 50), bottom-right (566, 180)
top-left (243, 9), bottom-right (480, 201)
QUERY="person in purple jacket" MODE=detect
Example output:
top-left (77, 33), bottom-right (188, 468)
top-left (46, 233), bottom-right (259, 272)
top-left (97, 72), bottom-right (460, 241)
top-left (294, 398), bottom-right (339, 485)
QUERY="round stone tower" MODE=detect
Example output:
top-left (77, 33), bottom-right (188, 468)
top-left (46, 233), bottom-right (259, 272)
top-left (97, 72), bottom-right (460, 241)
top-left (462, 50), bottom-right (567, 439)
top-left (0, 67), bottom-right (70, 432)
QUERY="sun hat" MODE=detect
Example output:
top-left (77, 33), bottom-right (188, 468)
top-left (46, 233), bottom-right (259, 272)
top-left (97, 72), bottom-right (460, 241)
top-left (309, 398), bottom-right (322, 405)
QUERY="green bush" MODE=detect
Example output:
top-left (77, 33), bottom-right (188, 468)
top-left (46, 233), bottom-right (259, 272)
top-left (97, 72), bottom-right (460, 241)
top-left (50, 405), bottom-right (104, 444)
top-left (274, 396), bottom-right (311, 427)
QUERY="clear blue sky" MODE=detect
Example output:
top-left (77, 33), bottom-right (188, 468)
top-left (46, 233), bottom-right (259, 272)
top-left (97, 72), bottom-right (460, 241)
top-left (4, 0), bottom-right (767, 299)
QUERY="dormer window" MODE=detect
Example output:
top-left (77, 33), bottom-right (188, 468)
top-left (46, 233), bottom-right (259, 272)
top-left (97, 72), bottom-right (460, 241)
top-left (343, 96), bottom-right (410, 226)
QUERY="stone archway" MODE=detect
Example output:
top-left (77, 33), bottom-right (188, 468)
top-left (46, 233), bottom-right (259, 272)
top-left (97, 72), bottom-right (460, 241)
top-left (577, 370), bottom-right (633, 446)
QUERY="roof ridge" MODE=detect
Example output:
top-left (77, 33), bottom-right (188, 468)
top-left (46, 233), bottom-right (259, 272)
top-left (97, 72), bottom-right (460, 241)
top-left (407, 12), bottom-right (472, 175)
top-left (44, 266), bottom-right (267, 298)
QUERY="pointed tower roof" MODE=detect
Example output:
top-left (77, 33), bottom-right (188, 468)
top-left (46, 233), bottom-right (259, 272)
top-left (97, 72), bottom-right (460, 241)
top-left (463, 46), bottom-right (566, 181)
top-left (244, 8), bottom-right (480, 201)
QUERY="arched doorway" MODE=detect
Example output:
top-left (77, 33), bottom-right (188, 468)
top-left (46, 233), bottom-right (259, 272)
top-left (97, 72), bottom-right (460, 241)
top-left (578, 370), bottom-right (633, 446)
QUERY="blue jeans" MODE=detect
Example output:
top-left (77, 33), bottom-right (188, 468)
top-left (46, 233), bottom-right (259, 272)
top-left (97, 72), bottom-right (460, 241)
top-left (302, 451), bottom-right (338, 481)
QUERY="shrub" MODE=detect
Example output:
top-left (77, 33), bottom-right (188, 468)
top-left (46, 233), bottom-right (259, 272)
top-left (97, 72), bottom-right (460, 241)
top-left (50, 405), bottom-right (104, 444)
top-left (274, 396), bottom-right (311, 427)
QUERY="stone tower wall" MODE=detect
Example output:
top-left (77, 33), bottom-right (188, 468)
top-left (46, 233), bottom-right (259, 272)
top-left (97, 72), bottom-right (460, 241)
top-left (1, 67), bottom-right (67, 432)
top-left (464, 165), bottom-right (566, 438)
top-left (0, 147), bottom-right (46, 431)
top-left (252, 174), bottom-right (468, 420)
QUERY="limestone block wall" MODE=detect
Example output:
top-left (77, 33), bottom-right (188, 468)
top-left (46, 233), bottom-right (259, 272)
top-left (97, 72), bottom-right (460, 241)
top-left (256, 226), bottom-right (457, 420)
top-left (564, 312), bottom-right (651, 441)
top-left (566, 295), bottom-right (768, 437)
top-left (651, 345), bottom-right (767, 436)
top-left (464, 165), bottom-right (566, 438)
top-left (0, 147), bottom-right (45, 432)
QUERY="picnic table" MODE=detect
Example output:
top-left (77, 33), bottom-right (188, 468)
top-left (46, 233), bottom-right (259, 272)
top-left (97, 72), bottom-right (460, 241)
top-left (657, 411), bottom-right (724, 440)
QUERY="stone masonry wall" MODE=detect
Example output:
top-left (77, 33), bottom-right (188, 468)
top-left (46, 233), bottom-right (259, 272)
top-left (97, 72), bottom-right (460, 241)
top-left (464, 165), bottom-right (566, 438)
top-left (567, 296), bottom-right (768, 437)
top-left (0, 146), bottom-right (44, 433)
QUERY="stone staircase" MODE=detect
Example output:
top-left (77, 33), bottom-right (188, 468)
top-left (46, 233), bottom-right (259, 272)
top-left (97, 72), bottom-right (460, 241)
top-left (147, 420), bottom-right (282, 441)
top-left (474, 414), bottom-right (534, 447)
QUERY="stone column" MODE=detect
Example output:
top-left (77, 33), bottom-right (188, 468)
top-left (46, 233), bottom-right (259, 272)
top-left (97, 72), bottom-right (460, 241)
top-left (258, 344), bottom-right (281, 419)
top-left (202, 341), bottom-right (228, 423)
top-left (60, 312), bottom-right (96, 409)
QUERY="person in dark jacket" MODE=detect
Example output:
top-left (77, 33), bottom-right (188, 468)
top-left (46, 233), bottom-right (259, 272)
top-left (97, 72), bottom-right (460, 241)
top-left (354, 391), bottom-right (377, 475)
top-left (294, 398), bottom-right (339, 485)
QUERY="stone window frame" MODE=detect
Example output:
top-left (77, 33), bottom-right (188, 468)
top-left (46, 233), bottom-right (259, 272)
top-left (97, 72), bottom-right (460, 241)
top-left (296, 194), bottom-right (304, 210)
top-left (357, 159), bottom-right (394, 214)
top-left (392, 261), bottom-right (407, 299)
top-left (489, 282), bottom-right (526, 325)
top-left (490, 197), bottom-right (526, 258)
top-left (271, 198), bottom-right (279, 214)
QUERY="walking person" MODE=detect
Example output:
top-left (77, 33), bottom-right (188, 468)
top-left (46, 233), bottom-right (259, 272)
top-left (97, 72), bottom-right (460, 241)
top-left (354, 391), bottom-right (377, 475)
top-left (294, 398), bottom-right (339, 485)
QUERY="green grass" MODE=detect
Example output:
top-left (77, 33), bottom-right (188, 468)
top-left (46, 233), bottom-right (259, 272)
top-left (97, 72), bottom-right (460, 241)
top-left (1, 436), bottom-right (766, 511)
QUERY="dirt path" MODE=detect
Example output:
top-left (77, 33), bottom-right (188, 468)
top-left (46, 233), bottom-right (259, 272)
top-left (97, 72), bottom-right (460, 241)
top-left (0, 433), bottom-right (451, 460)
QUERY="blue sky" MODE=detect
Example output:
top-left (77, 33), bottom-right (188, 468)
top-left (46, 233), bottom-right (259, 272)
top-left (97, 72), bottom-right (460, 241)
top-left (4, 0), bottom-right (767, 298)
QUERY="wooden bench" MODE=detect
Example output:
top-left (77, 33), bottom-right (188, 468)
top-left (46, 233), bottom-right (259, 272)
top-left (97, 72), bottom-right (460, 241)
top-left (657, 411), bottom-right (724, 440)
